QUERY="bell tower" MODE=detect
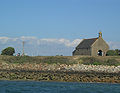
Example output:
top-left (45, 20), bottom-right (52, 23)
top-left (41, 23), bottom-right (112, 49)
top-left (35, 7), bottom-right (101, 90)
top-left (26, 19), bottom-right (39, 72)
top-left (99, 31), bottom-right (102, 38)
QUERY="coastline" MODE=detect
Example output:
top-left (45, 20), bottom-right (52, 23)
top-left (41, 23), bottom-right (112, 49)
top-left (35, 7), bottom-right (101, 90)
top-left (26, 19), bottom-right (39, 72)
top-left (0, 56), bottom-right (120, 83)
top-left (0, 70), bottom-right (120, 83)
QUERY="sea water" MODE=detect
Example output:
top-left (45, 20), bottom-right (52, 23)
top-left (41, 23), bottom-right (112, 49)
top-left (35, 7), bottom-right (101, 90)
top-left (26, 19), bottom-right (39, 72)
top-left (0, 80), bottom-right (120, 93)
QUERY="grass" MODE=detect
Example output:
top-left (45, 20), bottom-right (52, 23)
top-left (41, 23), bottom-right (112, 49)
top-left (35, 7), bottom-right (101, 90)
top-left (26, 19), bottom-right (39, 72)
top-left (1, 55), bottom-right (120, 66)
top-left (1, 56), bottom-right (77, 65)
top-left (80, 57), bottom-right (120, 66)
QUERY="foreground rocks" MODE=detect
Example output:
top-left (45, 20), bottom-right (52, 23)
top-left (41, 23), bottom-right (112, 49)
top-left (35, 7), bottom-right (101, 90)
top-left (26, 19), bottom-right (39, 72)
top-left (0, 70), bottom-right (120, 83)
top-left (0, 63), bottom-right (120, 83)
top-left (0, 62), bottom-right (120, 73)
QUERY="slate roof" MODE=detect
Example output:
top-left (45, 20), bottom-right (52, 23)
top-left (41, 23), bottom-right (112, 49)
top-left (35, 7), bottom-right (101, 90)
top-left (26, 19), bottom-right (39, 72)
top-left (76, 38), bottom-right (98, 49)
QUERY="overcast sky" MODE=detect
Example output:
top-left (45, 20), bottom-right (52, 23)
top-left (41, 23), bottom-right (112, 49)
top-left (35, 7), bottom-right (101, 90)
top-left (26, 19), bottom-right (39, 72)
top-left (0, 0), bottom-right (120, 56)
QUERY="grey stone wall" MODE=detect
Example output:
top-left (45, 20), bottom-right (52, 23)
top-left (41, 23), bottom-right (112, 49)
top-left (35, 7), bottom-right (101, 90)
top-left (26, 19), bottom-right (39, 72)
top-left (73, 48), bottom-right (91, 56)
top-left (91, 37), bottom-right (109, 56)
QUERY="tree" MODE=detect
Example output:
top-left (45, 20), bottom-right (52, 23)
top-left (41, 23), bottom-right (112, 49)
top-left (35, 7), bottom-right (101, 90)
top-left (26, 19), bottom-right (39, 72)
top-left (115, 49), bottom-right (120, 55)
top-left (106, 50), bottom-right (118, 56)
top-left (1, 47), bottom-right (15, 56)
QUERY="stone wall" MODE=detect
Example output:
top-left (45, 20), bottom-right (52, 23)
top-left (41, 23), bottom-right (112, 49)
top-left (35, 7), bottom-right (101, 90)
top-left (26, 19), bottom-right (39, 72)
top-left (91, 37), bottom-right (109, 56)
top-left (73, 48), bottom-right (91, 56)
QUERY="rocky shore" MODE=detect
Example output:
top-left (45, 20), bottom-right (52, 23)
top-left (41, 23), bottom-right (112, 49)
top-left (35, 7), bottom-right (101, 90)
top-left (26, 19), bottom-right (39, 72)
top-left (0, 62), bottom-right (120, 73)
top-left (0, 62), bottom-right (120, 83)
top-left (0, 70), bottom-right (120, 83)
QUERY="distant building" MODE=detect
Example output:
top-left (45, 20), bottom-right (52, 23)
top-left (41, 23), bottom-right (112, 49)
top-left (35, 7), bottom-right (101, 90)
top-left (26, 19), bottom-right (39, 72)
top-left (73, 32), bottom-right (109, 56)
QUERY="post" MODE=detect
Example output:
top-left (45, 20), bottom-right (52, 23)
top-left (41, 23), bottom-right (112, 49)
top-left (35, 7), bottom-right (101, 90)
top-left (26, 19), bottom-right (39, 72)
top-left (22, 41), bottom-right (25, 56)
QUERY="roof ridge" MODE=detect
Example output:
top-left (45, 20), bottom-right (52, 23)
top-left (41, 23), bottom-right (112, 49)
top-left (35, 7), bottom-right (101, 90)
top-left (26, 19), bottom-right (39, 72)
top-left (84, 38), bottom-right (98, 40)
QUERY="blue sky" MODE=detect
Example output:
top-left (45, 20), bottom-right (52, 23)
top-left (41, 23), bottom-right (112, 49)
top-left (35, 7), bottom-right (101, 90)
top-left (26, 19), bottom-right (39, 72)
top-left (0, 0), bottom-right (120, 56)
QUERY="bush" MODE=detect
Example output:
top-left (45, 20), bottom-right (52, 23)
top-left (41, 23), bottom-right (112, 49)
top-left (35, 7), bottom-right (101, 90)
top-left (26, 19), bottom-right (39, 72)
top-left (106, 50), bottom-right (118, 56)
top-left (1, 47), bottom-right (15, 56)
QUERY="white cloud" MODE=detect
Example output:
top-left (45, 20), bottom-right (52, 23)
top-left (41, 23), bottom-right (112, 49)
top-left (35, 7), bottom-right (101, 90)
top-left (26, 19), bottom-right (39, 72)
top-left (37, 38), bottom-right (82, 47)
top-left (40, 38), bottom-right (57, 42)
top-left (0, 37), bottom-right (10, 44)
top-left (0, 37), bottom-right (9, 40)
top-left (35, 38), bottom-right (82, 47)
top-left (57, 38), bottom-right (82, 47)
top-left (67, 39), bottom-right (82, 47)
top-left (58, 39), bottom-right (70, 46)
top-left (0, 36), bottom-right (82, 47)
top-left (12, 38), bottom-right (18, 42)
top-left (108, 41), bottom-right (120, 49)
top-left (20, 36), bottom-right (37, 41)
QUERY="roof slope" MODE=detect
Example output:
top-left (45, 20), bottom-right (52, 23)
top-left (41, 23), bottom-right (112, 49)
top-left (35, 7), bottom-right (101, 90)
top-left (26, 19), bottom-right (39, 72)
top-left (76, 38), bottom-right (98, 49)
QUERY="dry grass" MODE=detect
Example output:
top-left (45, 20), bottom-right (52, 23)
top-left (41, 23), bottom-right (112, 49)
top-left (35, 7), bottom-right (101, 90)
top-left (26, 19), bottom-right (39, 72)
top-left (0, 55), bottom-right (120, 66)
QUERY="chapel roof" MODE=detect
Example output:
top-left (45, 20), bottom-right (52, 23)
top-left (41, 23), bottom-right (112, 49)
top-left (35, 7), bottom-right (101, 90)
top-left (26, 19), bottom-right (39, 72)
top-left (76, 38), bottom-right (98, 49)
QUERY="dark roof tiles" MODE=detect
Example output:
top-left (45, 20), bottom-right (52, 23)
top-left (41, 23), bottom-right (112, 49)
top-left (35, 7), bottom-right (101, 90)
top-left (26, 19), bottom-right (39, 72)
top-left (76, 38), bottom-right (98, 49)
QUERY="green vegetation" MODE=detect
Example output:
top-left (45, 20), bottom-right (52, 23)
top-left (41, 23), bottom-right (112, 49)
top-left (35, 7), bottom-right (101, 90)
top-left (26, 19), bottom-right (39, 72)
top-left (2, 56), bottom-right (35, 64)
top-left (106, 49), bottom-right (120, 56)
top-left (80, 57), bottom-right (102, 65)
top-left (0, 55), bottom-right (120, 66)
top-left (81, 57), bottom-right (120, 66)
top-left (1, 47), bottom-right (15, 56)
top-left (105, 59), bottom-right (120, 66)
top-left (2, 56), bottom-right (77, 65)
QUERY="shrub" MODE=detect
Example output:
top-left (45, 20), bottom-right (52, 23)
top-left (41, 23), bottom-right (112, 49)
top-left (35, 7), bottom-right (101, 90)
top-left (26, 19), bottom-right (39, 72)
top-left (1, 47), bottom-right (15, 56)
top-left (106, 50), bottom-right (118, 56)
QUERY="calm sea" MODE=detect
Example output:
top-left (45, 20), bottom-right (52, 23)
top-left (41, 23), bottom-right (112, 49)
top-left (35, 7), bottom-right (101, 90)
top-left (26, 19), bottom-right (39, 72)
top-left (0, 80), bottom-right (120, 93)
